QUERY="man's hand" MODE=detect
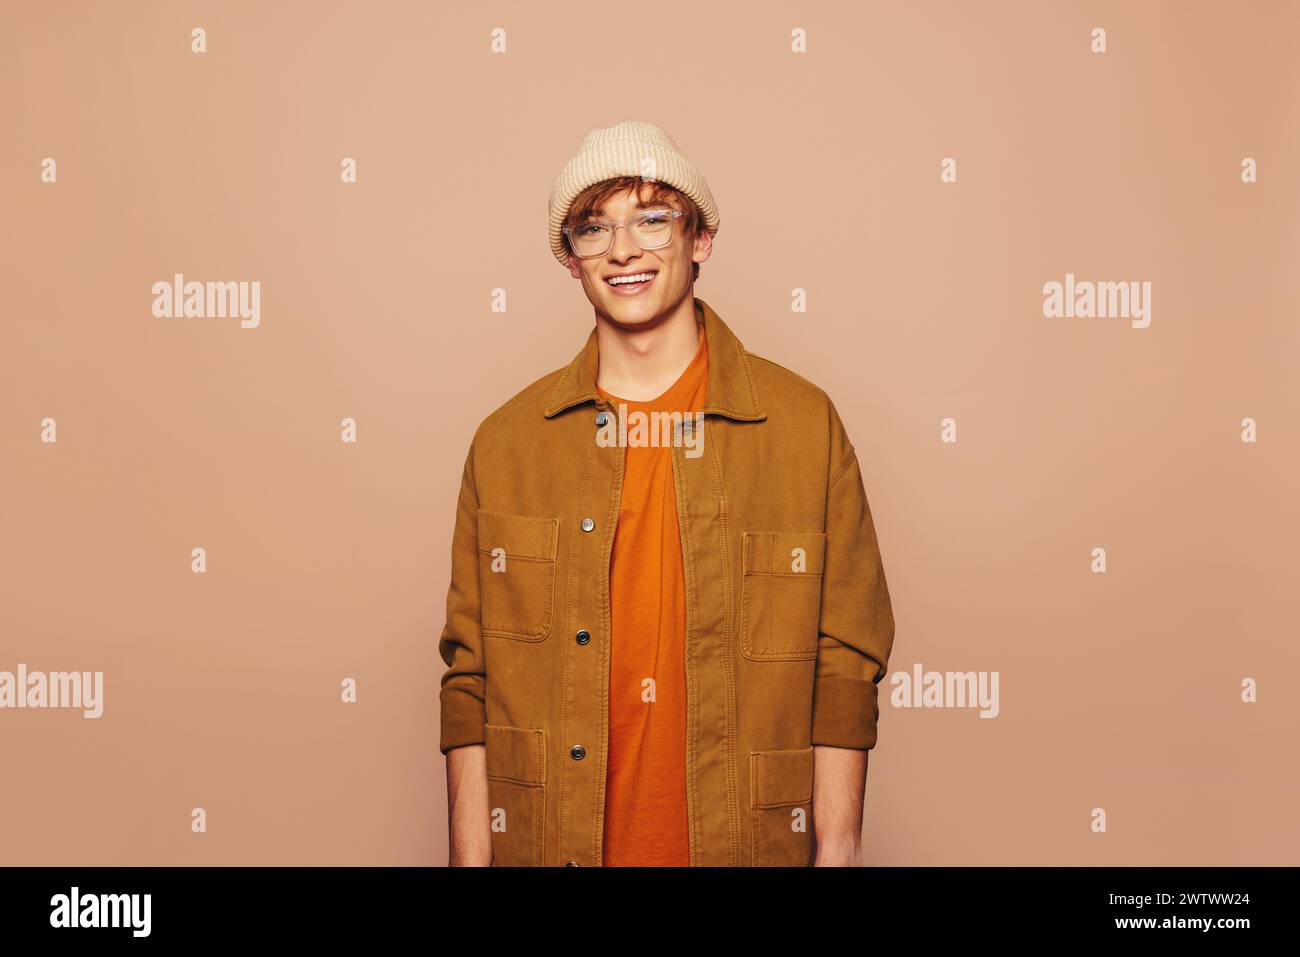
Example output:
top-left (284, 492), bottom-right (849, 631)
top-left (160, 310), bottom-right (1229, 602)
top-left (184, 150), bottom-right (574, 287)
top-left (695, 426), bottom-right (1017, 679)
top-left (446, 744), bottom-right (493, 866)
top-left (811, 744), bottom-right (868, 866)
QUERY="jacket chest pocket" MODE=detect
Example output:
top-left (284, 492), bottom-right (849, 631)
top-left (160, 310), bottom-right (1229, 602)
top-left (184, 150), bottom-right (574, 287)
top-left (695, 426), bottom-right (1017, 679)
top-left (749, 747), bottom-right (814, 867)
top-left (477, 509), bottom-right (560, 642)
top-left (740, 531), bottom-right (827, 661)
top-left (485, 724), bottom-right (546, 867)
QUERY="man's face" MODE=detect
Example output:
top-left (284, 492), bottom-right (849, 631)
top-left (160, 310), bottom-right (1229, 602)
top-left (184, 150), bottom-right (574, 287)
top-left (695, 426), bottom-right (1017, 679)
top-left (566, 186), bottom-right (712, 328)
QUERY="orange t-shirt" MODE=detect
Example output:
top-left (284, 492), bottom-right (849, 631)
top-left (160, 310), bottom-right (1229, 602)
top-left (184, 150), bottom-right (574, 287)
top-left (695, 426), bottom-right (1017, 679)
top-left (595, 323), bottom-right (708, 867)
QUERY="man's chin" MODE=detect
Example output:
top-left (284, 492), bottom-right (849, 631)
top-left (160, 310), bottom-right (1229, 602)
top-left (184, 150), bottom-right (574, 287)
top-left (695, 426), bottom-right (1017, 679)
top-left (596, 294), bottom-right (665, 329)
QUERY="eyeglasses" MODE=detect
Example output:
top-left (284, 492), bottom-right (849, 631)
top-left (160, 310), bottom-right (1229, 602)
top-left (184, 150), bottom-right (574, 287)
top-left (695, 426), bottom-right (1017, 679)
top-left (563, 208), bottom-right (684, 258)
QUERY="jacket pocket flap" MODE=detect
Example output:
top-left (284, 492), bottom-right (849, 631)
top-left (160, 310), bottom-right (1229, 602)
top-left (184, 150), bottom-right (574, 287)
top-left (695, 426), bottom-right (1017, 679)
top-left (742, 531), bottom-right (827, 576)
top-left (484, 723), bottom-right (546, 786)
top-left (750, 747), bottom-right (814, 807)
top-left (477, 510), bottom-right (559, 562)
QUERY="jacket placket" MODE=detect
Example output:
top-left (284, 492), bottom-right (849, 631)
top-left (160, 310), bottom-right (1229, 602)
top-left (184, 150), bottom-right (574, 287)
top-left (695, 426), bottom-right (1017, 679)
top-left (669, 416), bottom-right (743, 866)
top-left (557, 395), bottom-right (626, 867)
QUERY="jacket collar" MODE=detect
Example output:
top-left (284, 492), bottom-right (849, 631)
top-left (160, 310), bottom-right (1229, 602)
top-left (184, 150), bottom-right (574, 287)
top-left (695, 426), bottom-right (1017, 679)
top-left (543, 297), bottom-right (766, 421)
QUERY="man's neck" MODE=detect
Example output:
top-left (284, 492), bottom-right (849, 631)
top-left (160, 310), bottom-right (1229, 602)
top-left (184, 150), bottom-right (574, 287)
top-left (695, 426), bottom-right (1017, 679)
top-left (593, 295), bottom-right (703, 402)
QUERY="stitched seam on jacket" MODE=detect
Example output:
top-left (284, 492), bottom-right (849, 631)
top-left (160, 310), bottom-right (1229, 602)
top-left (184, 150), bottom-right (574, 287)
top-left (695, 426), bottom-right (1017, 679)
top-left (707, 432), bottom-right (741, 867)
top-left (534, 784), bottom-right (545, 866)
top-left (669, 445), bottom-right (700, 866)
top-left (740, 534), bottom-right (820, 662)
top-left (737, 349), bottom-right (765, 415)
top-left (533, 730), bottom-right (546, 866)
top-left (543, 361), bottom-right (579, 416)
top-left (558, 434), bottom-right (595, 866)
top-left (828, 445), bottom-right (857, 492)
top-left (465, 451), bottom-right (480, 508)
top-left (592, 439), bottom-right (624, 865)
top-left (480, 558), bottom-right (557, 641)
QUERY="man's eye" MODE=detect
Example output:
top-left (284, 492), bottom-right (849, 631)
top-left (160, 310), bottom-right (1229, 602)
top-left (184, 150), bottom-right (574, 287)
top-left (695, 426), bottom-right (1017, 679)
top-left (577, 224), bottom-right (607, 236)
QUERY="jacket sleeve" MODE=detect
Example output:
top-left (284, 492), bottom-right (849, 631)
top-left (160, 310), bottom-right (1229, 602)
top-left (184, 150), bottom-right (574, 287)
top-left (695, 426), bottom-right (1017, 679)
top-left (812, 405), bottom-right (896, 750)
top-left (437, 446), bottom-right (487, 754)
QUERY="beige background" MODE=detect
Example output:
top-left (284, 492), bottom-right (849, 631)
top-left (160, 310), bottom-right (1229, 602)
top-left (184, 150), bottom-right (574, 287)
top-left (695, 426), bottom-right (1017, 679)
top-left (2, 0), bottom-right (1296, 865)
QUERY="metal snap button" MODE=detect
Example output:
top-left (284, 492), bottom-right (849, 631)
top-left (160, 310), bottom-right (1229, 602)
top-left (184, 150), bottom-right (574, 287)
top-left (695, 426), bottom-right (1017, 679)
top-left (570, 744), bottom-right (586, 760)
top-left (575, 629), bottom-right (591, 645)
top-left (565, 860), bottom-right (581, 867)
top-left (580, 517), bottom-right (595, 533)
top-left (595, 411), bottom-right (609, 428)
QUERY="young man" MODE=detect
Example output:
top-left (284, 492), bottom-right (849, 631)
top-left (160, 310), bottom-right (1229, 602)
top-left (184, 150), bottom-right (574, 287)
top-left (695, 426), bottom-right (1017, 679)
top-left (438, 120), bottom-right (895, 867)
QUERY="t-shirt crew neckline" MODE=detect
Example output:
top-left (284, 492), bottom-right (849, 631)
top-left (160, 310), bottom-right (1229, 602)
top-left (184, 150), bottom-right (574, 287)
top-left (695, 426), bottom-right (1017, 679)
top-left (595, 323), bottom-right (708, 409)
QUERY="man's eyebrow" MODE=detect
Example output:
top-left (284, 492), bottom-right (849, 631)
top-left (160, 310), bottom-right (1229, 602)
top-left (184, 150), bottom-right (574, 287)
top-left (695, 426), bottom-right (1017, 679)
top-left (585, 199), bottom-right (676, 218)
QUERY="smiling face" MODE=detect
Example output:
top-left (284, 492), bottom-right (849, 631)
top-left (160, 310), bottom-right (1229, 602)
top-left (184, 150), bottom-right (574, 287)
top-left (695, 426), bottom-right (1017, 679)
top-left (565, 179), bottom-right (712, 329)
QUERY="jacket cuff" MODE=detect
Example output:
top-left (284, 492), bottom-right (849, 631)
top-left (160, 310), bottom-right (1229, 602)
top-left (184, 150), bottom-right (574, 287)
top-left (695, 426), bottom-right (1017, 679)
top-left (439, 687), bottom-right (487, 754)
top-left (810, 677), bottom-right (881, 750)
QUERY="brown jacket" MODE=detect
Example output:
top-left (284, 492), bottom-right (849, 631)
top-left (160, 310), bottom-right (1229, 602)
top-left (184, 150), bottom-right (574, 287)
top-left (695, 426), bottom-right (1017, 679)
top-left (438, 297), bottom-right (895, 866)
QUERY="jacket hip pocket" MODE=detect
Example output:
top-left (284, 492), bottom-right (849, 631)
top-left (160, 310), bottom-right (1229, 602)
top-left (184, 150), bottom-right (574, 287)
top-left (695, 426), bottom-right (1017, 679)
top-left (740, 531), bottom-right (827, 661)
top-left (477, 509), bottom-right (559, 642)
top-left (485, 723), bottom-right (546, 867)
top-left (749, 747), bottom-right (814, 867)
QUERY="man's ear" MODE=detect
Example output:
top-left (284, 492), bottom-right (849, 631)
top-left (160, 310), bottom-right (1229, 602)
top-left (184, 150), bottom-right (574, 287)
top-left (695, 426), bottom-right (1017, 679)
top-left (567, 252), bottom-right (583, 279)
top-left (692, 228), bottom-right (714, 267)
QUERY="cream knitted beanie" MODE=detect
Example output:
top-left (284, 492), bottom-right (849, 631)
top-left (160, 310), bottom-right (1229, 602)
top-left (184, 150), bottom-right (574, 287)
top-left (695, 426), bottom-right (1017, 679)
top-left (547, 120), bottom-right (720, 267)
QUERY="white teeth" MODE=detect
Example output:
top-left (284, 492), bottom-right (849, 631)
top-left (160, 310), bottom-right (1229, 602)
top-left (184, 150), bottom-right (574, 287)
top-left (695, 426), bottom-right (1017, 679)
top-left (608, 272), bottom-right (655, 285)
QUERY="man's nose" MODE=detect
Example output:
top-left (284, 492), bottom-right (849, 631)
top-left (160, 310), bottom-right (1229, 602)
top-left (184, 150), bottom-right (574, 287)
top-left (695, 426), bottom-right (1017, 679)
top-left (609, 223), bottom-right (641, 260)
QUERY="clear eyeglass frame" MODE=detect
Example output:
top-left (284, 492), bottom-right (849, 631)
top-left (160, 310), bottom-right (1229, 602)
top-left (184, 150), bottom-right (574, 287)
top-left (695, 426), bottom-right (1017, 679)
top-left (563, 208), bottom-right (685, 258)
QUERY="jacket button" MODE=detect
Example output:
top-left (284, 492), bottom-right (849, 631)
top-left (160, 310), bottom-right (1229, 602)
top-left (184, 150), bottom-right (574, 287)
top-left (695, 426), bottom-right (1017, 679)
top-left (595, 411), bottom-right (609, 427)
top-left (575, 629), bottom-right (591, 645)
top-left (570, 744), bottom-right (586, 760)
top-left (580, 517), bottom-right (595, 533)
top-left (565, 860), bottom-right (581, 867)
